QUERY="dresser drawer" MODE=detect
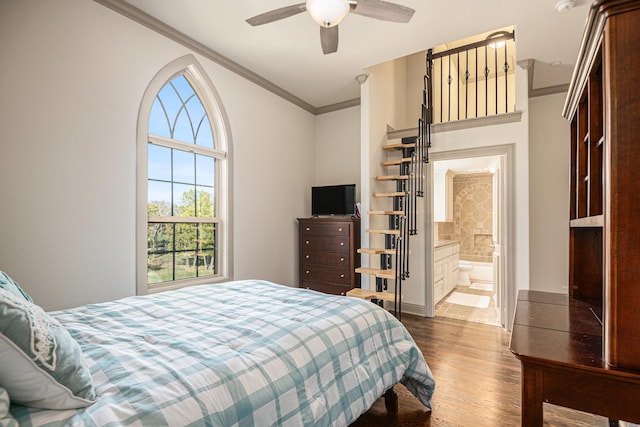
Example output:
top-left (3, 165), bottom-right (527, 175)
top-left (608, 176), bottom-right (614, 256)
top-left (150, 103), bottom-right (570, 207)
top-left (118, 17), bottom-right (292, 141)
top-left (302, 281), bottom-right (351, 296)
top-left (301, 265), bottom-right (351, 285)
top-left (301, 251), bottom-right (350, 267)
top-left (300, 222), bottom-right (350, 237)
top-left (301, 236), bottom-right (350, 253)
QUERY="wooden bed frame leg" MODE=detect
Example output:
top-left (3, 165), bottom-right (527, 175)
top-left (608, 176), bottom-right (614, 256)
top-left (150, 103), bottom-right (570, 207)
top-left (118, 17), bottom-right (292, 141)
top-left (384, 387), bottom-right (398, 415)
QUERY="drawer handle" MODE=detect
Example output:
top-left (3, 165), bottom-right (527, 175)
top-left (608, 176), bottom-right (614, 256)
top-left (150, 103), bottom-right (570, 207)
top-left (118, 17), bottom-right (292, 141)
top-left (338, 228), bottom-right (343, 232)
top-left (305, 240), bottom-right (310, 245)
top-left (305, 270), bottom-right (310, 274)
top-left (305, 255), bottom-right (310, 259)
top-left (306, 227), bottom-right (310, 231)
top-left (340, 274), bottom-right (345, 278)
top-left (340, 257), bottom-right (344, 262)
top-left (340, 242), bottom-right (344, 246)
top-left (341, 292), bottom-right (345, 296)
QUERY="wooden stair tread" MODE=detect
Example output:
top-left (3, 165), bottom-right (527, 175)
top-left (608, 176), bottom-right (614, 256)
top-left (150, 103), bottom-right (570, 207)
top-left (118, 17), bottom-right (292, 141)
top-left (358, 248), bottom-right (396, 255)
top-left (366, 229), bottom-right (400, 235)
top-left (368, 210), bottom-right (404, 215)
top-left (383, 143), bottom-right (416, 150)
top-left (376, 175), bottom-right (409, 181)
top-left (355, 268), bottom-right (396, 279)
top-left (346, 288), bottom-right (400, 302)
top-left (374, 192), bottom-right (405, 198)
top-left (381, 158), bottom-right (412, 166)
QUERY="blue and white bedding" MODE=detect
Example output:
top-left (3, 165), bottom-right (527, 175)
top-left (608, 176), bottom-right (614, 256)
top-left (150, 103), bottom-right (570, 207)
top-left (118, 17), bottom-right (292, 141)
top-left (10, 280), bottom-right (435, 426)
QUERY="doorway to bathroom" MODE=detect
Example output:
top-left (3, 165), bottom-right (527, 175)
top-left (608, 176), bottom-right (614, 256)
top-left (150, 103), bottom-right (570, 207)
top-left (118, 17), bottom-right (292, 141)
top-left (425, 146), bottom-right (511, 328)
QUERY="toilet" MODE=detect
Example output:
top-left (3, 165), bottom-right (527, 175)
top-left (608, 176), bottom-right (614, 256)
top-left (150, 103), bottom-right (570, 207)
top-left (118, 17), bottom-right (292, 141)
top-left (458, 261), bottom-right (472, 286)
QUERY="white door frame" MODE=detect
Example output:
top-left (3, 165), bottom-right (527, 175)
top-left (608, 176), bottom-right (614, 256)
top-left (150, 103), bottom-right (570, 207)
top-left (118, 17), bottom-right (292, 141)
top-left (424, 144), bottom-right (514, 329)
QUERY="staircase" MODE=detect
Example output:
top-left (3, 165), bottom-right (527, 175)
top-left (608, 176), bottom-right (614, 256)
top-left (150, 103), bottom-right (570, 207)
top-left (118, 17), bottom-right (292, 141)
top-left (353, 56), bottom-right (432, 319)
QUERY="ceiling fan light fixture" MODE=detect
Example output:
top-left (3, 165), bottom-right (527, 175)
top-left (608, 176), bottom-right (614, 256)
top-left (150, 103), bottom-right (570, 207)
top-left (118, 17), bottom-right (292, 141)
top-left (306, 0), bottom-right (350, 28)
top-left (555, 0), bottom-right (575, 12)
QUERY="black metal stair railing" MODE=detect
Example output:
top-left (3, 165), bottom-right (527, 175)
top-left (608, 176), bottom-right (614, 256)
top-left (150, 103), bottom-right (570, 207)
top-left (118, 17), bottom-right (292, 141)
top-left (430, 30), bottom-right (515, 124)
top-left (384, 52), bottom-right (432, 320)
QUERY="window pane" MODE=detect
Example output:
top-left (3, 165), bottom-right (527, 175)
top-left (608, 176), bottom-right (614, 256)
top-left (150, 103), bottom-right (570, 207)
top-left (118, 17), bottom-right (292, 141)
top-left (195, 115), bottom-right (215, 149)
top-left (171, 75), bottom-right (195, 101)
top-left (147, 252), bottom-right (173, 284)
top-left (175, 250), bottom-right (197, 280)
top-left (147, 223), bottom-right (174, 284)
top-left (198, 223), bottom-right (217, 276)
top-left (174, 183), bottom-right (196, 217)
top-left (175, 223), bottom-right (197, 250)
top-left (156, 84), bottom-right (182, 137)
top-left (173, 108), bottom-right (195, 144)
top-left (148, 181), bottom-right (172, 216)
top-left (196, 187), bottom-right (214, 217)
top-left (173, 150), bottom-right (195, 184)
top-left (148, 144), bottom-right (171, 181)
top-left (148, 98), bottom-right (171, 138)
top-left (148, 223), bottom-right (174, 253)
top-left (197, 249), bottom-right (215, 275)
top-left (196, 155), bottom-right (215, 187)
top-left (199, 223), bottom-right (216, 250)
top-left (186, 96), bottom-right (206, 128)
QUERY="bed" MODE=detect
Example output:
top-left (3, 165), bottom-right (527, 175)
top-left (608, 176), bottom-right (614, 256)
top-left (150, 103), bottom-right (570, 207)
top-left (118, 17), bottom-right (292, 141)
top-left (0, 278), bottom-right (435, 426)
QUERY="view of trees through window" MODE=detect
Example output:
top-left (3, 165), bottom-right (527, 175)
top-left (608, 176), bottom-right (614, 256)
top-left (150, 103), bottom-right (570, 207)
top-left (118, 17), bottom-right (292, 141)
top-left (146, 74), bottom-right (220, 285)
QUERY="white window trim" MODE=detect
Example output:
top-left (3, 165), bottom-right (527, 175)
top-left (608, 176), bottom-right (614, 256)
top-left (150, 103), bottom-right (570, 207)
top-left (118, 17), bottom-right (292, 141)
top-left (136, 55), bottom-right (233, 295)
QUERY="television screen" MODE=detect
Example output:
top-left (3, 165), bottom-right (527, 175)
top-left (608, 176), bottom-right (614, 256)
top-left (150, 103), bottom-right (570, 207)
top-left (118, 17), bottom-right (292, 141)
top-left (312, 184), bottom-right (355, 216)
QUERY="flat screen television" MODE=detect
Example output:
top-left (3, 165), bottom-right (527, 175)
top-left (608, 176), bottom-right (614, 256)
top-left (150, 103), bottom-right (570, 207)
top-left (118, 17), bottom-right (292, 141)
top-left (312, 184), bottom-right (356, 216)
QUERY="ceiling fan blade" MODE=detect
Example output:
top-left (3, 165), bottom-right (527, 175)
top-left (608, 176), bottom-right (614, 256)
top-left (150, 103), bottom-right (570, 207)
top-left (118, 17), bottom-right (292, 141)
top-left (246, 3), bottom-right (306, 26)
top-left (351, 0), bottom-right (415, 23)
top-left (320, 26), bottom-right (339, 55)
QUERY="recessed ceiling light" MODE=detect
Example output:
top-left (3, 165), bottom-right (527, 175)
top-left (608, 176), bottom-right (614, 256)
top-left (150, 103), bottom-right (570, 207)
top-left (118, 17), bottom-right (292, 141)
top-left (551, 60), bottom-right (563, 66)
top-left (555, 0), bottom-right (575, 13)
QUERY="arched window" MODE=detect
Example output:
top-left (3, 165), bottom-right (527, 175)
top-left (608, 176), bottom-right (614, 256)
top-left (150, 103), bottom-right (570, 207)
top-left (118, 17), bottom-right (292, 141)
top-left (137, 56), bottom-right (231, 294)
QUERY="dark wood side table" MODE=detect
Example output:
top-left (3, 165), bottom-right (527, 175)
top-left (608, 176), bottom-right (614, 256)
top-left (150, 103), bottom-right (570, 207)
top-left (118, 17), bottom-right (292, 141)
top-left (509, 290), bottom-right (640, 426)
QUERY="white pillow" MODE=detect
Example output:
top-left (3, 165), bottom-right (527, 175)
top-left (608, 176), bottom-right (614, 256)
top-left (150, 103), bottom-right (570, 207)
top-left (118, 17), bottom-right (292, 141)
top-left (0, 289), bottom-right (96, 409)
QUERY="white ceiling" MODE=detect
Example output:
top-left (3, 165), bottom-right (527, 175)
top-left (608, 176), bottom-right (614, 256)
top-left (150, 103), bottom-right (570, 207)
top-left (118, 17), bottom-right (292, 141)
top-left (117, 0), bottom-right (592, 110)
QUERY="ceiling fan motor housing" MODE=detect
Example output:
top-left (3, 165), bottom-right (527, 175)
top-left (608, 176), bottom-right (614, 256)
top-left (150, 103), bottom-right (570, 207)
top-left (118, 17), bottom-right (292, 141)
top-left (306, 0), bottom-right (350, 27)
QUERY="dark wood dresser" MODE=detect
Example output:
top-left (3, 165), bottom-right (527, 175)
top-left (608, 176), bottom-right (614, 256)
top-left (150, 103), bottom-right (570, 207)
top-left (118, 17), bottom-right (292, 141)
top-left (298, 217), bottom-right (360, 295)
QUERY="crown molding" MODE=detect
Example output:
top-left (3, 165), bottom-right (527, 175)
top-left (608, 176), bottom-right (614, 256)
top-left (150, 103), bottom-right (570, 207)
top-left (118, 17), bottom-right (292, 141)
top-left (314, 98), bottom-right (361, 115)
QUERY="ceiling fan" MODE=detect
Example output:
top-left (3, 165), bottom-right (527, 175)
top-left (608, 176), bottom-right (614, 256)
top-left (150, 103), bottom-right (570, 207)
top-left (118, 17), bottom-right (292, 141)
top-left (246, 0), bottom-right (415, 54)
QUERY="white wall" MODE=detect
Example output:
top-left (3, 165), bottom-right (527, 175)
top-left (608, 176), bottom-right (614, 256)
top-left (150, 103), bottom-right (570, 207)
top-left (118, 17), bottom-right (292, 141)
top-left (314, 106), bottom-right (361, 201)
top-left (0, 0), bottom-right (315, 310)
top-left (528, 93), bottom-right (570, 293)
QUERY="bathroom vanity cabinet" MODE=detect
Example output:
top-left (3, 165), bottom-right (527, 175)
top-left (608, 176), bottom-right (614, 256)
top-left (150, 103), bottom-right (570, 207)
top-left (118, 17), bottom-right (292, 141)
top-left (434, 241), bottom-right (459, 303)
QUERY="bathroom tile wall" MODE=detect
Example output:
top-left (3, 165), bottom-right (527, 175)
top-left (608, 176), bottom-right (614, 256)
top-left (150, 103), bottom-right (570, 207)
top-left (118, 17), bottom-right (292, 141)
top-left (437, 173), bottom-right (493, 262)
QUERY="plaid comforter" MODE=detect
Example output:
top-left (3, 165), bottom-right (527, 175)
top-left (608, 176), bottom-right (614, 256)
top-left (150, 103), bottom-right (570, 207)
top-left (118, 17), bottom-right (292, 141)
top-left (11, 280), bottom-right (435, 426)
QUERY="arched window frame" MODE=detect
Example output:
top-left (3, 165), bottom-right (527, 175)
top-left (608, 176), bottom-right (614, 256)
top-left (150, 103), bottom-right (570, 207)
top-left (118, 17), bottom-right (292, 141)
top-left (136, 55), bottom-right (233, 295)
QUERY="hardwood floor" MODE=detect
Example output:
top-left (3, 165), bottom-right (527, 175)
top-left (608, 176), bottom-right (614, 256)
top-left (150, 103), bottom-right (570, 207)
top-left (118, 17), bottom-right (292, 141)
top-left (351, 315), bottom-right (610, 427)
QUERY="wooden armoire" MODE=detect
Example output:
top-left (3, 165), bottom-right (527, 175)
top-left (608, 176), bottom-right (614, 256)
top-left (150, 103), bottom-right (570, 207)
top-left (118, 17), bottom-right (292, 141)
top-left (563, 0), bottom-right (640, 372)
